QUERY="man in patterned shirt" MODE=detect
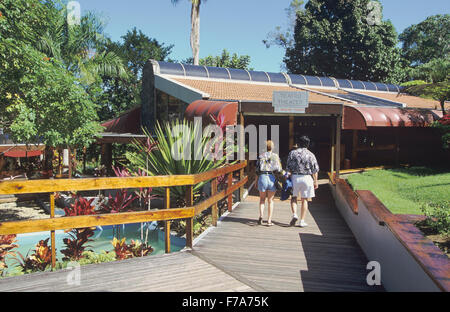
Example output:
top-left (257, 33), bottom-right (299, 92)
top-left (286, 136), bottom-right (319, 227)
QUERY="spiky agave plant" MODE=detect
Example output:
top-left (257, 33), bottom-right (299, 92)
top-left (125, 119), bottom-right (227, 206)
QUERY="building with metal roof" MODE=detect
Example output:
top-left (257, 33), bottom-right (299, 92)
top-left (100, 59), bottom-right (447, 175)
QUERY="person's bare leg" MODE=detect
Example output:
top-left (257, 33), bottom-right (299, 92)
top-left (300, 198), bottom-right (309, 223)
top-left (259, 191), bottom-right (266, 220)
top-left (290, 196), bottom-right (297, 216)
top-left (267, 191), bottom-right (275, 224)
top-left (290, 196), bottom-right (298, 226)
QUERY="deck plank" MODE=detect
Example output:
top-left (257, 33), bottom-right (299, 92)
top-left (0, 251), bottom-right (254, 292)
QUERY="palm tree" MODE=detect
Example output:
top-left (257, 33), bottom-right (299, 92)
top-left (34, 7), bottom-right (128, 177)
top-left (36, 9), bottom-right (128, 84)
top-left (171, 0), bottom-right (205, 65)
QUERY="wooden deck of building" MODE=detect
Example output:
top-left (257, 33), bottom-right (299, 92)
top-left (0, 184), bottom-right (383, 292)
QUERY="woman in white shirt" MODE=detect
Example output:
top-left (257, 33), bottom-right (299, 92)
top-left (256, 140), bottom-right (283, 226)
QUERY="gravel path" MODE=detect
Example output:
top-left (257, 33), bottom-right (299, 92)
top-left (0, 201), bottom-right (49, 222)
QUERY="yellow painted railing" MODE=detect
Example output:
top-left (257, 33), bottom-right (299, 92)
top-left (0, 161), bottom-right (247, 268)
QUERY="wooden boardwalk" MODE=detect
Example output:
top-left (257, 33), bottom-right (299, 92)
top-left (0, 184), bottom-right (382, 292)
top-left (0, 250), bottom-right (253, 292)
top-left (193, 184), bottom-right (382, 292)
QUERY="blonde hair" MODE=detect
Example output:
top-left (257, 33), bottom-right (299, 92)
top-left (266, 140), bottom-right (274, 151)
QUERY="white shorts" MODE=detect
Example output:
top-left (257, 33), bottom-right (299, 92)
top-left (291, 174), bottom-right (315, 199)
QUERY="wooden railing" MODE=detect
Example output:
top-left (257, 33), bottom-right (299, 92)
top-left (0, 161), bottom-right (247, 268)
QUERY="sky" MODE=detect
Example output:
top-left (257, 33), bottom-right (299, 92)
top-left (76, 0), bottom-right (450, 73)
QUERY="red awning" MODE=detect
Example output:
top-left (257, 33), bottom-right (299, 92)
top-left (101, 106), bottom-right (142, 134)
top-left (343, 106), bottom-right (441, 130)
top-left (184, 100), bottom-right (238, 126)
top-left (4, 150), bottom-right (43, 158)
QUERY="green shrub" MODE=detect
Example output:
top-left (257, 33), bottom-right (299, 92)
top-left (420, 204), bottom-right (450, 236)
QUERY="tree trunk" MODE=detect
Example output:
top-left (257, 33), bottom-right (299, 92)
top-left (440, 100), bottom-right (447, 115)
top-left (190, 1), bottom-right (201, 65)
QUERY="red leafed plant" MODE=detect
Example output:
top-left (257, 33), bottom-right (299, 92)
top-left (61, 228), bottom-right (94, 261)
top-left (15, 238), bottom-right (53, 272)
top-left (113, 166), bottom-right (155, 209)
top-left (111, 237), bottom-right (153, 260)
top-left (100, 189), bottom-right (137, 214)
top-left (438, 115), bottom-right (450, 125)
top-left (0, 234), bottom-right (18, 275)
top-left (64, 195), bottom-right (96, 216)
top-left (61, 196), bottom-right (97, 261)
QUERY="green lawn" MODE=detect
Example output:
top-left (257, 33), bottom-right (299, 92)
top-left (346, 167), bottom-right (450, 215)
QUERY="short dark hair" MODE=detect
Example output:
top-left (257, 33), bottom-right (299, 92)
top-left (297, 136), bottom-right (310, 148)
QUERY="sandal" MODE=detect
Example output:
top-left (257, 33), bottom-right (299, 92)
top-left (267, 222), bottom-right (274, 226)
top-left (258, 217), bottom-right (263, 225)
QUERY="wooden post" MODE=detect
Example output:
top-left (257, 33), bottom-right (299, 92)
top-left (239, 113), bottom-right (245, 201)
top-left (330, 122), bottom-right (335, 179)
top-left (164, 187), bottom-right (170, 253)
top-left (82, 147), bottom-right (87, 174)
top-left (352, 130), bottom-right (358, 169)
top-left (185, 185), bottom-right (194, 249)
top-left (395, 128), bottom-right (400, 166)
top-left (68, 146), bottom-right (72, 179)
top-left (336, 115), bottom-right (342, 179)
top-left (227, 173), bottom-right (233, 212)
top-left (50, 193), bottom-right (56, 270)
top-left (239, 167), bottom-right (245, 201)
top-left (211, 178), bottom-right (218, 226)
top-left (58, 149), bottom-right (62, 176)
top-left (289, 116), bottom-right (294, 150)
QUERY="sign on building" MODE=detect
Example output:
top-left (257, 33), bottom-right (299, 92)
top-left (272, 91), bottom-right (309, 113)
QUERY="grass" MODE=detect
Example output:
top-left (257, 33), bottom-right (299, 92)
top-left (346, 166), bottom-right (450, 215)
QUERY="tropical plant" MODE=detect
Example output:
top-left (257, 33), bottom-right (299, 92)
top-left (15, 238), bottom-right (53, 272)
top-left (171, 0), bottom-right (206, 65)
top-left (64, 195), bottom-right (97, 216)
top-left (34, 4), bottom-right (128, 85)
top-left (111, 237), bottom-right (153, 260)
top-left (61, 228), bottom-right (95, 261)
top-left (0, 234), bottom-right (18, 276)
top-left (126, 119), bottom-right (227, 206)
top-left (1, 39), bottom-right (103, 148)
top-left (113, 164), bottom-right (157, 210)
top-left (61, 195), bottom-right (97, 261)
top-left (100, 189), bottom-right (137, 214)
top-left (0, 0), bottom-right (111, 149)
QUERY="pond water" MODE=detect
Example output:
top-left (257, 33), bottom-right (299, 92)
top-left (3, 222), bottom-right (185, 274)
